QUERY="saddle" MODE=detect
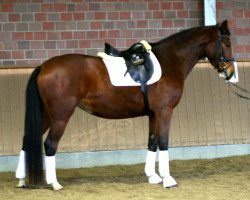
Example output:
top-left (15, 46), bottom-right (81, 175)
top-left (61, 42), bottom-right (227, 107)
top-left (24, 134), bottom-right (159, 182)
top-left (104, 41), bottom-right (154, 90)
top-left (104, 40), bottom-right (154, 115)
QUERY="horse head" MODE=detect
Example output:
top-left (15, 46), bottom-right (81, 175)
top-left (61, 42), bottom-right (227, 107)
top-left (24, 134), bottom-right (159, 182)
top-left (205, 20), bottom-right (235, 81)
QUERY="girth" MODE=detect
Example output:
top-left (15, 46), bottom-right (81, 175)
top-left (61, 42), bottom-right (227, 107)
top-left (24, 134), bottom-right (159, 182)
top-left (104, 41), bottom-right (154, 115)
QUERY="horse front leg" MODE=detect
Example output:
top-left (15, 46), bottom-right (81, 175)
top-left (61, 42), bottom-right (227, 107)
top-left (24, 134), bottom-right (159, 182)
top-left (159, 149), bottom-right (177, 188)
top-left (144, 117), bottom-right (162, 184)
top-left (145, 109), bottom-right (177, 188)
top-left (158, 110), bottom-right (177, 188)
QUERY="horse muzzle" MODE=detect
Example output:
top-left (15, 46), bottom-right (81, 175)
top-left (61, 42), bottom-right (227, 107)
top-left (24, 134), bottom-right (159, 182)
top-left (218, 61), bottom-right (235, 81)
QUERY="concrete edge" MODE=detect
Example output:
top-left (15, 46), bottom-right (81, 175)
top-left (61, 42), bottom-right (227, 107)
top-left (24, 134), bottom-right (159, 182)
top-left (1, 144), bottom-right (249, 172)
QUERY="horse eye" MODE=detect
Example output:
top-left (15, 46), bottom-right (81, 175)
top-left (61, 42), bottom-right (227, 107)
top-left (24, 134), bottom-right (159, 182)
top-left (220, 62), bottom-right (228, 69)
top-left (223, 40), bottom-right (231, 48)
top-left (224, 43), bottom-right (231, 48)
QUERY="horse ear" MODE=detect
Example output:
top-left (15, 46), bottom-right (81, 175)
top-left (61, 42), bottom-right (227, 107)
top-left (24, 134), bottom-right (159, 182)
top-left (220, 20), bottom-right (228, 28)
top-left (218, 20), bottom-right (230, 35)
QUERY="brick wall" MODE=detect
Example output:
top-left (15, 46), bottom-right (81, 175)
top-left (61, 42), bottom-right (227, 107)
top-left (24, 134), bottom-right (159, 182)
top-left (216, 0), bottom-right (250, 60)
top-left (0, 0), bottom-right (249, 66)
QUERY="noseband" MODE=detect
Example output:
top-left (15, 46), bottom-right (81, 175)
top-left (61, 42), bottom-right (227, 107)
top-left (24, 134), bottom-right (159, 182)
top-left (216, 33), bottom-right (235, 72)
top-left (216, 33), bottom-right (250, 99)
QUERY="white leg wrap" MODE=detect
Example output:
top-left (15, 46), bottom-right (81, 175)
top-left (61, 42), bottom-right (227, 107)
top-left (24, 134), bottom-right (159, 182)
top-left (45, 156), bottom-right (63, 190)
top-left (159, 150), bottom-right (177, 188)
top-left (159, 150), bottom-right (170, 177)
top-left (45, 156), bottom-right (57, 184)
top-left (145, 151), bottom-right (156, 177)
top-left (145, 150), bottom-right (162, 184)
top-left (16, 150), bottom-right (26, 179)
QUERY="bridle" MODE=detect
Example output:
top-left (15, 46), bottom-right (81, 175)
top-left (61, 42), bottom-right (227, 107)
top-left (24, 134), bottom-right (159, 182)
top-left (215, 32), bottom-right (235, 79)
top-left (216, 32), bottom-right (250, 100)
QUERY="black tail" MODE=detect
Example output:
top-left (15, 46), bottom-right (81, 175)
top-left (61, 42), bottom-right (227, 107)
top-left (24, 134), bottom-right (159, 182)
top-left (22, 66), bottom-right (43, 184)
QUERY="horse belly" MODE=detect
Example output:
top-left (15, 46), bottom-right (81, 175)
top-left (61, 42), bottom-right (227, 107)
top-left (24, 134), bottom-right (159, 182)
top-left (77, 93), bottom-right (144, 119)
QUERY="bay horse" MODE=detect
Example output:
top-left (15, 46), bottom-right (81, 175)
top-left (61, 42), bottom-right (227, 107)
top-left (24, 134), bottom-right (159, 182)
top-left (16, 20), bottom-right (235, 190)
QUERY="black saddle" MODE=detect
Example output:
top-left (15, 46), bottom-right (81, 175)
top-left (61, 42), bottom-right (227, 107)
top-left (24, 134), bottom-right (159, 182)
top-left (105, 42), bottom-right (154, 88)
top-left (104, 42), bottom-right (155, 115)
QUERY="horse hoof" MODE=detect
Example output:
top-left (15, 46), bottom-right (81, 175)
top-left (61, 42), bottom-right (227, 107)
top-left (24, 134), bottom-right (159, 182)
top-left (162, 176), bottom-right (177, 188)
top-left (51, 182), bottom-right (63, 191)
top-left (148, 173), bottom-right (162, 184)
top-left (16, 184), bottom-right (26, 189)
top-left (16, 179), bottom-right (26, 188)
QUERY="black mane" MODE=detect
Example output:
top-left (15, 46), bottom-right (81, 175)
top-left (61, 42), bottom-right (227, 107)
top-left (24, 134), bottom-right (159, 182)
top-left (150, 25), bottom-right (216, 47)
top-left (151, 20), bottom-right (231, 48)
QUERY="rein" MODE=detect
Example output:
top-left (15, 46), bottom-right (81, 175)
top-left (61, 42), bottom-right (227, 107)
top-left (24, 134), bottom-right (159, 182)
top-left (217, 33), bottom-right (250, 100)
top-left (227, 81), bottom-right (250, 100)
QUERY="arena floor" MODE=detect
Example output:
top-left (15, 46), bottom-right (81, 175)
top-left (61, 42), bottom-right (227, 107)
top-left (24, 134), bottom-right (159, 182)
top-left (0, 155), bottom-right (249, 200)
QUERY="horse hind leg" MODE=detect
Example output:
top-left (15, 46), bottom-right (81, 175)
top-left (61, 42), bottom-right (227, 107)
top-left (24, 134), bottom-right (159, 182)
top-left (39, 82), bottom-right (78, 190)
top-left (15, 150), bottom-right (26, 188)
top-left (15, 113), bottom-right (50, 189)
top-left (44, 119), bottom-right (69, 191)
top-left (15, 120), bottom-right (64, 191)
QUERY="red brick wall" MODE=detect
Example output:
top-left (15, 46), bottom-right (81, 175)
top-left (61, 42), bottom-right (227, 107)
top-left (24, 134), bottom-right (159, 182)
top-left (217, 0), bottom-right (250, 60)
top-left (0, 0), bottom-right (249, 66)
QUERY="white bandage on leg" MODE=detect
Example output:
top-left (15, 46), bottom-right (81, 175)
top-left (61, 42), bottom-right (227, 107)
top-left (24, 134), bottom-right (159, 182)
top-left (45, 156), bottom-right (57, 184)
top-left (145, 150), bottom-right (156, 177)
top-left (159, 150), bottom-right (177, 188)
top-left (145, 150), bottom-right (162, 184)
top-left (45, 155), bottom-right (63, 190)
top-left (159, 150), bottom-right (170, 177)
top-left (16, 150), bottom-right (26, 179)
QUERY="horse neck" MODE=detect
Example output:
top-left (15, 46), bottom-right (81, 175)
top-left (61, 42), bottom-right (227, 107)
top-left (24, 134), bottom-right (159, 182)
top-left (153, 27), bottom-right (217, 80)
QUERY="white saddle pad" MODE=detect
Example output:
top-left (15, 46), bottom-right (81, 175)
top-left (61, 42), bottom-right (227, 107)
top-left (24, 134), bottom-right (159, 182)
top-left (97, 51), bottom-right (162, 86)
